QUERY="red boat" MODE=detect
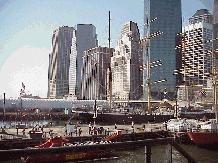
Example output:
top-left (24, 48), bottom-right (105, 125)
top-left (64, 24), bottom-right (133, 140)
top-left (23, 130), bottom-right (122, 163)
top-left (187, 132), bottom-right (218, 144)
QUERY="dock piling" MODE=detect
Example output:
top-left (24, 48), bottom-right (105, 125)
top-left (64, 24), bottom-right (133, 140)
top-left (145, 145), bottom-right (151, 163)
top-left (167, 144), bottom-right (172, 163)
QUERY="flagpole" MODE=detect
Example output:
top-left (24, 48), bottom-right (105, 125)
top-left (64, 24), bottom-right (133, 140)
top-left (20, 93), bottom-right (23, 123)
top-left (3, 93), bottom-right (5, 128)
top-left (20, 82), bottom-right (25, 124)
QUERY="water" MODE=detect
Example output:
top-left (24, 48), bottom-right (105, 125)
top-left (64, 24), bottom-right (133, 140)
top-left (91, 145), bottom-right (218, 163)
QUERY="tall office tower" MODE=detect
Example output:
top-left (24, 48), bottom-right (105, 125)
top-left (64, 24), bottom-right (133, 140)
top-left (47, 53), bottom-right (52, 98)
top-left (48, 26), bottom-right (75, 99)
top-left (144, 0), bottom-right (182, 100)
top-left (214, 0), bottom-right (218, 24)
top-left (213, 0), bottom-right (218, 70)
top-left (69, 30), bottom-right (77, 97)
top-left (182, 9), bottom-right (212, 86)
top-left (111, 21), bottom-right (143, 100)
top-left (69, 24), bottom-right (98, 99)
top-left (81, 47), bottom-right (114, 100)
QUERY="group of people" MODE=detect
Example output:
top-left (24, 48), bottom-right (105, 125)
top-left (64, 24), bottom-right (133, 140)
top-left (89, 123), bottom-right (98, 135)
top-left (88, 123), bottom-right (110, 135)
top-left (65, 126), bottom-right (82, 137)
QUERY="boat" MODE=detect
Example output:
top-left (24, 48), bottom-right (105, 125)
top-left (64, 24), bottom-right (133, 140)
top-left (187, 119), bottom-right (218, 145)
top-left (165, 118), bottom-right (198, 132)
top-left (187, 131), bottom-right (218, 144)
top-left (22, 130), bottom-right (122, 163)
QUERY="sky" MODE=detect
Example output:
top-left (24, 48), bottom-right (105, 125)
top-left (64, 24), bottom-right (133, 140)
top-left (0, 0), bottom-right (213, 99)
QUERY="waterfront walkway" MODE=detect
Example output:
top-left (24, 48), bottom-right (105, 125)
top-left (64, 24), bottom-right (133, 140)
top-left (0, 122), bottom-right (166, 139)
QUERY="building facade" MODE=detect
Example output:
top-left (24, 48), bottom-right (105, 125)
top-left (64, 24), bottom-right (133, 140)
top-left (144, 0), bottom-right (182, 100)
top-left (81, 47), bottom-right (114, 100)
top-left (48, 26), bottom-right (75, 99)
top-left (213, 0), bottom-right (218, 71)
top-left (69, 24), bottom-right (98, 99)
top-left (182, 9), bottom-right (212, 86)
top-left (111, 21), bottom-right (143, 100)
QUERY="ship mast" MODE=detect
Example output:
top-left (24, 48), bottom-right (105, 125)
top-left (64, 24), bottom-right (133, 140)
top-left (212, 23), bottom-right (218, 123)
top-left (108, 11), bottom-right (112, 110)
top-left (145, 8), bottom-right (151, 115)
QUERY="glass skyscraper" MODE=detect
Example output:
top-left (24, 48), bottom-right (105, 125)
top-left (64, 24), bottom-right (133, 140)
top-left (48, 26), bottom-right (75, 99)
top-left (69, 24), bottom-right (98, 99)
top-left (143, 0), bottom-right (182, 100)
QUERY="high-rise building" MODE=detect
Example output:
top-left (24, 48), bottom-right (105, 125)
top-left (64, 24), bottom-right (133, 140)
top-left (182, 9), bottom-right (212, 86)
top-left (144, 0), bottom-right (182, 100)
top-left (48, 26), bottom-right (75, 99)
top-left (69, 24), bottom-right (98, 99)
top-left (214, 0), bottom-right (218, 24)
top-left (81, 47), bottom-right (114, 100)
top-left (111, 21), bottom-right (143, 100)
top-left (213, 0), bottom-right (218, 70)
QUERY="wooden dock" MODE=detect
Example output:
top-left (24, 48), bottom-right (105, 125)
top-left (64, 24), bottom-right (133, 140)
top-left (0, 131), bottom-right (170, 149)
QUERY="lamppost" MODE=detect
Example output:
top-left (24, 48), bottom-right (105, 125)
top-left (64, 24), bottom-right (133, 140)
top-left (175, 86), bottom-right (180, 118)
top-left (93, 99), bottom-right (97, 127)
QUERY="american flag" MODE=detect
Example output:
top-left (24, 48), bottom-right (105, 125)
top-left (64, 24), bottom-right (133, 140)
top-left (22, 82), bottom-right (25, 90)
top-left (20, 89), bottom-right (25, 94)
top-left (199, 89), bottom-right (206, 98)
top-left (90, 60), bottom-right (97, 67)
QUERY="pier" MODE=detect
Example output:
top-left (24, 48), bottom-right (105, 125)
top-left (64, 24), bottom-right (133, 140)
top-left (0, 122), bottom-right (200, 162)
top-left (0, 131), bottom-right (169, 149)
top-left (0, 138), bottom-right (197, 163)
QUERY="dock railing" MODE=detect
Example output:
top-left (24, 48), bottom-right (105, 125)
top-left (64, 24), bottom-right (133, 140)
top-left (0, 137), bottom-right (197, 163)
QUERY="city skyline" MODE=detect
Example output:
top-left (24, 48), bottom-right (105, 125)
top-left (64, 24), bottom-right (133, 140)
top-left (0, 0), bottom-right (213, 99)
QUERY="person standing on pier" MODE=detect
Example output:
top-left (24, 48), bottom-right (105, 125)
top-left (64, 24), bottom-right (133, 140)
top-left (107, 128), bottom-right (110, 135)
top-left (131, 121), bottom-right (134, 133)
top-left (75, 126), bottom-right (77, 136)
top-left (89, 122), bottom-right (92, 135)
top-left (79, 128), bottom-right (82, 136)
top-left (22, 129), bottom-right (25, 136)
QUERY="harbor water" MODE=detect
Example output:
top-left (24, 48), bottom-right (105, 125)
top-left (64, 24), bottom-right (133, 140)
top-left (78, 144), bottom-right (218, 163)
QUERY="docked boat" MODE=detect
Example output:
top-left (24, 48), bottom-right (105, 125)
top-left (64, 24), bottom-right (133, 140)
top-left (22, 130), bottom-right (122, 163)
top-left (187, 119), bottom-right (218, 145)
top-left (165, 118), bottom-right (198, 132)
top-left (187, 132), bottom-right (218, 144)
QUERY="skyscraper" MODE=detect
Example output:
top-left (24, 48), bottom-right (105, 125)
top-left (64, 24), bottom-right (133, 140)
top-left (182, 9), bottom-right (212, 86)
top-left (48, 26), bottom-right (75, 99)
top-left (111, 21), bottom-right (143, 100)
top-left (81, 47), bottom-right (114, 100)
top-left (69, 24), bottom-right (98, 99)
top-left (144, 0), bottom-right (182, 100)
top-left (214, 0), bottom-right (218, 24)
top-left (213, 0), bottom-right (218, 70)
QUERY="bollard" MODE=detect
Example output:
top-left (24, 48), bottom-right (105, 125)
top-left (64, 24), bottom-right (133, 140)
top-left (167, 144), bottom-right (172, 163)
top-left (145, 145), bottom-right (151, 163)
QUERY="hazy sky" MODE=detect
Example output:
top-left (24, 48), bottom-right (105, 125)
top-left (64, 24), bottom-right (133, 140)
top-left (0, 0), bottom-right (213, 99)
